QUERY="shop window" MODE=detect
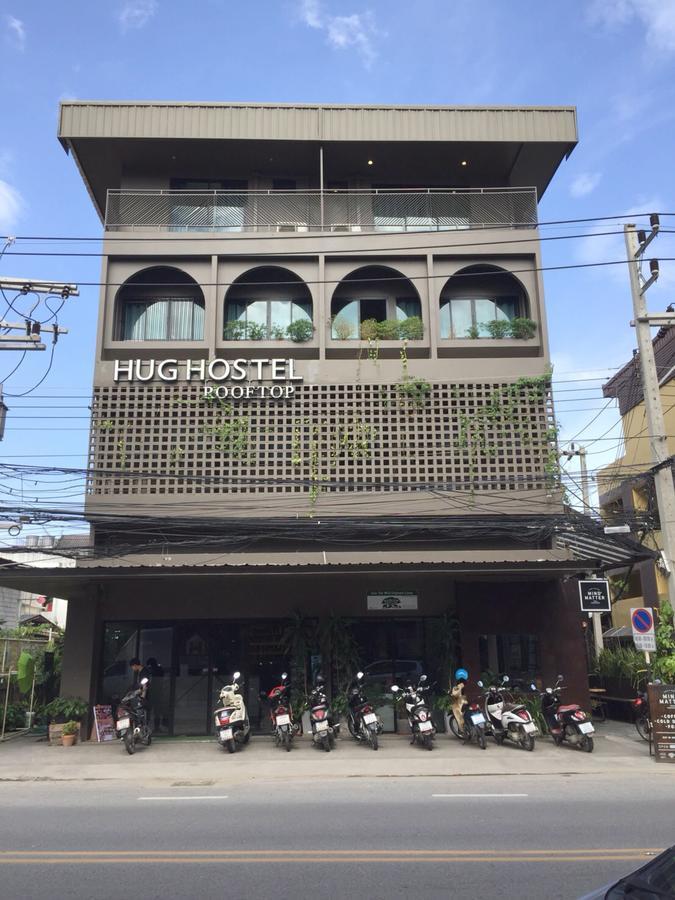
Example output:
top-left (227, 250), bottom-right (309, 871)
top-left (479, 633), bottom-right (540, 682)
top-left (224, 266), bottom-right (313, 341)
top-left (116, 267), bottom-right (205, 341)
top-left (331, 265), bottom-right (423, 340)
top-left (439, 265), bottom-right (529, 339)
top-left (101, 623), bottom-right (138, 704)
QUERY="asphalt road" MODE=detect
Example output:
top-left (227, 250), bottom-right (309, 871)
top-left (1, 771), bottom-right (674, 900)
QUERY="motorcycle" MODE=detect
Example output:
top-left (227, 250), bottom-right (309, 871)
top-left (346, 671), bottom-right (382, 751)
top-left (482, 676), bottom-right (538, 751)
top-left (392, 674), bottom-right (436, 750)
top-left (213, 671), bottom-right (250, 753)
top-left (632, 690), bottom-right (651, 742)
top-left (540, 675), bottom-right (594, 753)
top-left (116, 676), bottom-right (151, 755)
top-left (267, 672), bottom-right (297, 752)
top-left (308, 675), bottom-right (337, 752)
top-left (449, 681), bottom-right (487, 750)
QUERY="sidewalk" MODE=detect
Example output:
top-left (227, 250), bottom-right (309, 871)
top-left (2, 720), bottom-right (672, 785)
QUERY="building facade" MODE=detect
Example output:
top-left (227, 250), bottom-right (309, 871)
top-left (2, 101), bottom-right (643, 735)
top-left (598, 329), bottom-right (675, 628)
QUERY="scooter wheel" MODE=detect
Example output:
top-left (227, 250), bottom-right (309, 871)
top-left (371, 733), bottom-right (378, 751)
top-left (227, 739), bottom-right (236, 754)
top-left (448, 715), bottom-right (464, 741)
top-left (282, 731), bottom-right (292, 752)
top-left (424, 734), bottom-right (433, 751)
top-left (123, 730), bottom-right (135, 755)
top-left (552, 734), bottom-right (564, 746)
top-left (579, 736), bottom-right (594, 753)
top-left (493, 733), bottom-right (505, 746)
top-left (520, 733), bottom-right (535, 752)
top-left (478, 730), bottom-right (486, 750)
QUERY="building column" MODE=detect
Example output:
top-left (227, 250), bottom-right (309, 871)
top-left (60, 590), bottom-right (100, 729)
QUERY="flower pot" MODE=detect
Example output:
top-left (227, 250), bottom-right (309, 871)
top-left (61, 734), bottom-right (76, 747)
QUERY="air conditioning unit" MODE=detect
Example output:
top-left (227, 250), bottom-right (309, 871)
top-left (276, 222), bottom-right (309, 233)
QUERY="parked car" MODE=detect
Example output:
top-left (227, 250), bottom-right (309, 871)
top-left (579, 845), bottom-right (675, 898)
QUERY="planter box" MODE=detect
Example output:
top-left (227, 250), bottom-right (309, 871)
top-left (48, 723), bottom-right (64, 745)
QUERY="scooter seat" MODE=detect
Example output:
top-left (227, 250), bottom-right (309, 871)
top-left (557, 704), bottom-right (579, 713)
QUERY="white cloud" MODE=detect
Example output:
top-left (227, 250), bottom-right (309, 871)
top-left (118, 0), bottom-right (158, 32)
top-left (589, 0), bottom-right (675, 55)
top-left (570, 172), bottom-right (601, 199)
top-left (4, 14), bottom-right (25, 50)
top-left (298, 1), bottom-right (378, 68)
top-left (0, 179), bottom-right (23, 234)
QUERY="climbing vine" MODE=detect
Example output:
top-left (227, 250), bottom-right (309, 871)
top-left (200, 399), bottom-right (251, 459)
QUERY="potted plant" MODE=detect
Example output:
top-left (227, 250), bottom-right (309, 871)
top-left (60, 720), bottom-right (79, 747)
top-left (286, 319), bottom-right (314, 343)
top-left (44, 696), bottom-right (89, 744)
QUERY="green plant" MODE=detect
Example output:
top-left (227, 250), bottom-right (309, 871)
top-left (286, 319), bottom-right (314, 343)
top-left (2, 701), bottom-right (28, 731)
top-left (223, 320), bottom-right (248, 340)
top-left (271, 323), bottom-right (287, 340)
top-left (99, 419), bottom-right (115, 431)
top-left (467, 324), bottom-right (481, 339)
top-left (653, 600), bottom-right (675, 682)
top-left (359, 318), bottom-right (379, 341)
top-left (592, 647), bottom-right (646, 688)
top-left (375, 319), bottom-right (400, 340)
top-left (484, 319), bottom-right (512, 340)
top-left (247, 322), bottom-right (267, 341)
top-left (509, 317), bottom-right (537, 340)
top-left (332, 317), bottom-right (355, 340)
top-left (43, 696), bottom-right (89, 723)
top-left (398, 316), bottom-right (424, 340)
top-left (61, 720), bottom-right (79, 736)
top-left (512, 688), bottom-right (547, 733)
top-left (201, 403), bottom-right (250, 459)
top-left (394, 376), bottom-right (431, 410)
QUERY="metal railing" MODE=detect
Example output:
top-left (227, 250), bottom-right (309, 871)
top-left (105, 187), bottom-right (538, 233)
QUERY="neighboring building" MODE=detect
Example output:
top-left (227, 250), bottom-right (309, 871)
top-left (597, 329), bottom-right (675, 627)
top-left (0, 540), bottom-right (75, 630)
top-left (0, 101), bottom-right (649, 735)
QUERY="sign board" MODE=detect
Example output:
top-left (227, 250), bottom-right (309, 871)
top-left (631, 607), bottom-right (657, 652)
top-left (647, 683), bottom-right (675, 763)
top-left (367, 592), bottom-right (418, 611)
top-left (92, 704), bottom-right (116, 742)
top-left (578, 580), bottom-right (611, 613)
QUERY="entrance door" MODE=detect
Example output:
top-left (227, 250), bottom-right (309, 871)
top-left (173, 625), bottom-right (212, 735)
top-left (243, 622), bottom-right (289, 732)
top-left (208, 624), bottom-right (243, 734)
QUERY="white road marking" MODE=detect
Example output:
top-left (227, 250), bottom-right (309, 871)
top-left (138, 796), bottom-right (229, 801)
top-left (432, 793), bottom-right (528, 798)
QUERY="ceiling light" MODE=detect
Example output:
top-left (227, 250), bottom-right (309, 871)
top-left (460, 160), bottom-right (468, 167)
top-left (367, 159), bottom-right (374, 166)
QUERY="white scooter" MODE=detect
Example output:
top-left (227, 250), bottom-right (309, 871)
top-left (213, 671), bottom-right (250, 753)
top-left (481, 676), bottom-right (538, 751)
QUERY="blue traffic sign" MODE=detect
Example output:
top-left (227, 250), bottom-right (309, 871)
top-left (631, 608), bottom-right (653, 634)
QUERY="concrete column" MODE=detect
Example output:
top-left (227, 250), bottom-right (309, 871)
top-left (60, 593), bottom-right (100, 718)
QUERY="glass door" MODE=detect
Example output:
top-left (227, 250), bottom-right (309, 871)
top-left (173, 625), bottom-right (212, 735)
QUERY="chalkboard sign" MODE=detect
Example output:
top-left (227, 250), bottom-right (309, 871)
top-left (92, 705), bottom-right (116, 742)
top-left (578, 580), bottom-right (611, 613)
top-left (648, 683), bottom-right (675, 763)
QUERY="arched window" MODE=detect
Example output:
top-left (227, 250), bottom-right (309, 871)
top-left (224, 267), bottom-right (313, 341)
top-left (116, 267), bottom-right (205, 341)
top-left (331, 265), bottom-right (422, 340)
top-left (439, 265), bottom-right (529, 339)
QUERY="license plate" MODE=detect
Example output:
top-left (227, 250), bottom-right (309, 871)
top-left (578, 722), bottom-right (594, 734)
top-left (315, 720), bottom-right (329, 732)
top-left (117, 717), bottom-right (130, 731)
top-left (220, 728), bottom-right (233, 741)
top-left (276, 714), bottom-right (291, 726)
top-left (522, 722), bottom-right (537, 733)
top-left (418, 720), bottom-right (433, 732)
top-left (470, 713), bottom-right (486, 725)
top-left (363, 713), bottom-right (377, 725)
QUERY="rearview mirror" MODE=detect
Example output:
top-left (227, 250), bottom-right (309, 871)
top-left (420, 675), bottom-right (428, 683)
top-left (502, 675), bottom-right (510, 683)
top-left (140, 677), bottom-right (149, 686)
top-left (281, 672), bottom-right (288, 681)
top-left (557, 674), bottom-right (563, 682)
top-left (477, 680), bottom-right (484, 688)
top-left (530, 683), bottom-right (537, 692)
top-left (233, 671), bottom-right (241, 680)
top-left (391, 685), bottom-right (400, 692)
top-left (356, 671), bottom-right (364, 680)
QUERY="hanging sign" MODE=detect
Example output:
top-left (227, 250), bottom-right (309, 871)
top-left (578, 580), bottom-right (611, 613)
top-left (631, 607), bottom-right (657, 652)
top-left (367, 592), bottom-right (418, 611)
top-left (647, 684), bottom-right (675, 763)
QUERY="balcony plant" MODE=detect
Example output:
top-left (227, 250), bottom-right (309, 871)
top-left (358, 317), bottom-right (424, 341)
top-left (223, 319), bottom-right (314, 342)
top-left (286, 319), bottom-right (314, 343)
top-left (483, 319), bottom-right (512, 340)
top-left (509, 317), bottom-right (537, 339)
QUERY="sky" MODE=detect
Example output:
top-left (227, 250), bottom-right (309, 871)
top-left (1, 0), bottom-right (675, 539)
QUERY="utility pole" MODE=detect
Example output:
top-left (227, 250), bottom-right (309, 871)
top-left (561, 443), bottom-right (591, 513)
top-left (625, 217), bottom-right (675, 609)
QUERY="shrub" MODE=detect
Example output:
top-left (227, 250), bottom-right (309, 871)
top-left (484, 319), bottom-right (512, 340)
top-left (398, 316), bottom-right (424, 340)
top-left (509, 317), bottom-right (537, 339)
top-left (359, 318), bottom-right (379, 341)
top-left (44, 696), bottom-right (89, 723)
top-left (332, 318), bottom-right (355, 340)
top-left (61, 720), bottom-right (79, 736)
top-left (223, 320), bottom-right (247, 340)
top-left (286, 319), bottom-right (314, 343)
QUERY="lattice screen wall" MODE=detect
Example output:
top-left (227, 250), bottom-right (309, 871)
top-left (88, 382), bottom-right (555, 498)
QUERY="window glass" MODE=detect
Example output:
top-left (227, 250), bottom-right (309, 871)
top-left (396, 299), bottom-right (421, 320)
top-left (331, 299), bottom-right (359, 339)
top-left (496, 297), bottom-right (518, 320)
top-left (475, 298), bottom-right (498, 328)
top-left (449, 299), bottom-right (472, 338)
top-left (120, 298), bottom-right (203, 341)
top-left (101, 623), bottom-right (138, 705)
top-left (170, 300), bottom-right (195, 340)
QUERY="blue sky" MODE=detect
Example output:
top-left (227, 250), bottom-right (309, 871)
top-left (1, 0), bottom-right (675, 535)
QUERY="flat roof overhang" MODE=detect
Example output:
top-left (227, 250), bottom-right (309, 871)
top-left (58, 101), bottom-right (578, 220)
top-left (0, 557), bottom-right (609, 603)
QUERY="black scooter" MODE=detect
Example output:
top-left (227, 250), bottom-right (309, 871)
top-left (392, 675), bottom-right (436, 750)
top-left (308, 675), bottom-right (337, 752)
top-left (116, 677), bottom-right (151, 755)
top-left (346, 671), bottom-right (382, 751)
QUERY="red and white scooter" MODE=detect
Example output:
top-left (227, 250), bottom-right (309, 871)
top-left (540, 675), bottom-right (594, 753)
